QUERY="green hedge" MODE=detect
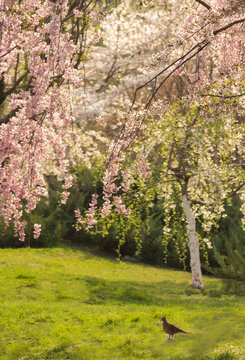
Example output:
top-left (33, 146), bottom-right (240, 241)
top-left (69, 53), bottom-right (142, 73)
top-left (1, 165), bottom-right (245, 280)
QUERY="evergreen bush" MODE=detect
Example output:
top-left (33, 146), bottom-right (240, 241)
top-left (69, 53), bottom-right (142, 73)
top-left (1, 164), bottom-right (245, 281)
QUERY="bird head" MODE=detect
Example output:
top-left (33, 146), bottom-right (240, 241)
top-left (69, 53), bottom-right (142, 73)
top-left (160, 317), bottom-right (166, 322)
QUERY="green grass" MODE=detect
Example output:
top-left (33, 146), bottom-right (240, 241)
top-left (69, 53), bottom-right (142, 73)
top-left (0, 247), bottom-right (245, 359)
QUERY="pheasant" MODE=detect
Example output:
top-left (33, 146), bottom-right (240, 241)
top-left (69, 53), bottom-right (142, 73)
top-left (160, 317), bottom-right (187, 340)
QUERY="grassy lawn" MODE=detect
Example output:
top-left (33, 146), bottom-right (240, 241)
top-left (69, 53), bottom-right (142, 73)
top-left (0, 247), bottom-right (244, 360)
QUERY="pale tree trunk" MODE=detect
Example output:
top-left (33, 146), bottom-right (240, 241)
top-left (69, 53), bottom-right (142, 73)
top-left (182, 194), bottom-right (204, 290)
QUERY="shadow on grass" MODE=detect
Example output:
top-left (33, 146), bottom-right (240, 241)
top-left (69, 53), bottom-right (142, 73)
top-left (81, 275), bottom-right (183, 305)
top-left (37, 245), bottom-right (120, 263)
top-left (75, 275), bottom-right (225, 306)
top-left (26, 343), bottom-right (87, 360)
top-left (169, 353), bottom-right (236, 360)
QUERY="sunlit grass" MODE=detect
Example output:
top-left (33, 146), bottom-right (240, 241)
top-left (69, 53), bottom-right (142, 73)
top-left (0, 247), bottom-right (244, 359)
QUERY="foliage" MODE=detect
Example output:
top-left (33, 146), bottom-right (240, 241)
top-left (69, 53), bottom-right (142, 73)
top-left (0, 216), bottom-right (19, 248)
top-left (1, 163), bottom-right (243, 278)
top-left (79, 0), bottom-right (245, 289)
top-left (1, 0), bottom-right (245, 290)
top-left (84, 97), bottom-right (245, 288)
top-left (0, 165), bottom-right (96, 248)
top-left (0, 164), bottom-right (188, 269)
top-left (206, 196), bottom-right (245, 293)
top-left (0, 0), bottom-right (100, 240)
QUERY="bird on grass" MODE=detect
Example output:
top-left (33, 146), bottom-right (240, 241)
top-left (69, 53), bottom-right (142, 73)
top-left (160, 317), bottom-right (188, 341)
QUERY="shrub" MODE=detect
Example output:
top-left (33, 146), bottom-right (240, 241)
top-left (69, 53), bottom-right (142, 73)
top-left (2, 163), bottom-right (245, 281)
top-left (206, 196), bottom-right (245, 288)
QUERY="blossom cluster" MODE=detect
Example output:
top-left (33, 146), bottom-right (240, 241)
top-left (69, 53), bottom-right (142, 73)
top-left (0, 0), bottom-right (98, 240)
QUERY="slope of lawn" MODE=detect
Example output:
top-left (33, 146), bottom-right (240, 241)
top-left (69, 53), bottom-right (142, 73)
top-left (0, 246), bottom-right (245, 360)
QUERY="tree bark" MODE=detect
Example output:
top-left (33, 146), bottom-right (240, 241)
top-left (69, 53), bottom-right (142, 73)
top-left (182, 194), bottom-right (204, 290)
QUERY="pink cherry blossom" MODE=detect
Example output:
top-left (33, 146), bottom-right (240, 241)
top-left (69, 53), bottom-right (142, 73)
top-left (0, 0), bottom-right (99, 240)
top-left (33, 224), bottom-right (42, 239)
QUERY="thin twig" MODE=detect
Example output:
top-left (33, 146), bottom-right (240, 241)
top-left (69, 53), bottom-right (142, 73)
top-left (213, 17), bottom-right (245, 36)
top-left (130, 42), bottom-right (204, 110)
top-left (130, 16), bottom-right (245, 110)
top-left (201, 92), bottom-right (245, 99)
top-left (145, 42), bottom-right (209, 108)
top-left (0, 45), bottom-right (18, 58)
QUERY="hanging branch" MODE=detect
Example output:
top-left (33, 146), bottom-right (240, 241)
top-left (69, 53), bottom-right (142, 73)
top-left (130, 41), bottom-right (206, 110)
top-left (130, 16), bottom-right (245, 110)
top-left (145, 42), bottom-right (209, 108)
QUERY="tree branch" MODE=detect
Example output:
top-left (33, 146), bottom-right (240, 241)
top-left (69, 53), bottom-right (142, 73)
top-left (0, 45), bottom-right (18, 58)
top-left (194, 0), bottom-right (211, 10)
top-left (130, 41), bottom-right (204, 110)
top-left (145, 41), bottom-right (209, 108)
top-left (213, 17), bottom-right (245, 36)
top-left (191, 199), bottom-right (208, 206)
top-left (130, 15), bottom-right (245, 109)
top-left (227, 181), bottom-right (245, 199)
top-left (0, 73), bottom-right (27, 105)
top-left (201, 92), bottom-right (245, 99)
top-left (167, 142), bottom-right (175, 171)
top-left (0, 108), bottom-right (19, 125)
